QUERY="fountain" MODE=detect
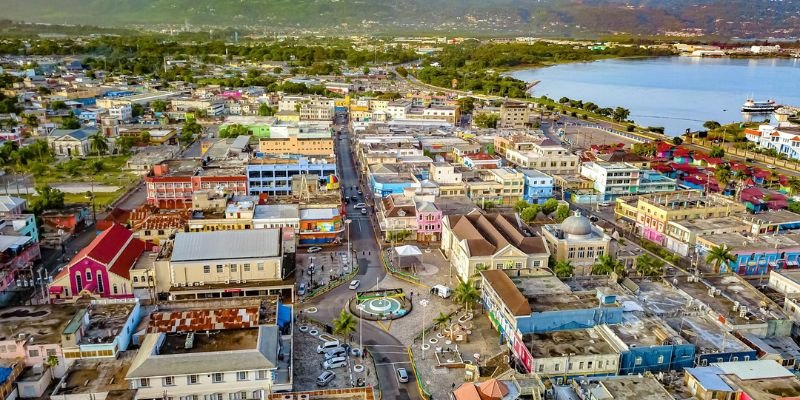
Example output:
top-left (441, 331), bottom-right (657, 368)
top-left (351, 288), bottom-right (412, 320)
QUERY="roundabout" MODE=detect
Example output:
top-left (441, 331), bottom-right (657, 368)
top-left (349, 288), bottom-right (413, 321)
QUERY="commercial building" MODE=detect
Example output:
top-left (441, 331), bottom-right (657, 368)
top-left (684, 360), bottom-right (800, 400)
top-left (541, 212), bottom-right (612, 275)
top-left (257, 129), bottom-right (333, 156)
top-left (145, 160), bottom-right (248, 209)
top-left (246, 156), bottom-right (336, 197)
top-left (504, 140), bottom-right (579, 175)
top-left (579, 161), bottom-right (677, 201)
top-left (464, 168), bottom-right (525, 207)
top-left (523, 328), bottom-right (620, 381)
top-left (441, 212), bottom-right (549, 282)
top-left (298, 207), bottom-right (344, 246)
top-left (499, 102), bottom-right (532, 129)
top-left (695, 232), bottom-right (800, 275)
top-left (663, 217), bottom-right (750, 257)
top-left (252, 204), bottom-right (300, 230)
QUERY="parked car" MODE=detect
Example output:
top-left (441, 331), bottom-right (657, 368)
top-left (316, 371), bottom-right (335, 386)
top-left (397, 368), bottom-right (409, 383)
top-left (354, 203), bottom-right (366, 209)
top-left (361, 208), bottom-right (367, 215)
top-left (308, 247), bottom-right (323, 253)
top-left (323, 356), bottom-right (348, 370)
top-left (317, 340), bottom-right (341, 354)
top-left (297, 283), bottom-right (306, 296)
top-left (598, 202), bottom-right (610, 207)
top-left (325, 347), bottom-right (347, 360)
top-left (349, 280), bottom-right (361, 290)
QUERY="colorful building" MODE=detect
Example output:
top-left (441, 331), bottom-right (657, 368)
top-left (145, 160), bottom-right (247, 209)
top-left (299, 207), bottom-right (344, 246)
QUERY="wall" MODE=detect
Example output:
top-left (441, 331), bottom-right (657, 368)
top-left (130, 369), bottom-right (275, 399)
top-left (618, 343), bottom-right (696, 375)
top-left (516, 307), bottom-right (624, 334)
top-left (170, 256), bottom-right (283, 286)
top-left (696, 350), bottom-right (758, 367)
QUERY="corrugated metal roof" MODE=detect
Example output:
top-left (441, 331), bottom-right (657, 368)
top-left (171, 229), bottom-right (281, 262)
top-left (714, 360), bottom-right (794, 380)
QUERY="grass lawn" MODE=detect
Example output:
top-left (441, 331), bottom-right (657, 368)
top-left (32, 155), bottom-right (139, 187)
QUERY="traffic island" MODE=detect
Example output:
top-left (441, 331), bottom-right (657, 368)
top-left (349, 288), bottom-right (413, 321)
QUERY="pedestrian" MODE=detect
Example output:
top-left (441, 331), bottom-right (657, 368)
top-left (452, 382), bottom-right (456, 389)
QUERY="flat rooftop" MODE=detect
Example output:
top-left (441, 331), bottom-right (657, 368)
top-left (741, 209), bottom-right (800, 225)
top-left (676, 276), bottom-right (768, 324)
top-left (609, 313), bottom-right (686, 347)
top-left (524, 329), bottom-right (616, 358)
top-left (669, 217), bottom-right (750, 232)
top-left (509, 274), bottom-right (571, 297)
top-left (665, 315), bottom-right (751, 354)
top-left (726, 374), bottom-right (800, 399)
top-left (253, 204), bottom-right (300, 220)
top-left (170, 229), bottom-right (281, 262)
top-left (698, 232), bottom-right (800, 252)
top-left (80, 302), bottom-right (137, 345)
top-left (147, 296), bottom-right (278, 332)
top-left (598, 377), bottom-right (673, 400)
top-left (703, 275), bottom-right (786, 321)
top-left (0, 304), bottom-right (79, 343)
top-left (741, 333), bottom-right (800, 361)
top-left (154, 159), bottom-right (245, 177)
top-left (528, 290), bottom-right (613, 312)
top-left (635, 280), bottom-right (691, 315)
top-left (640, 191), bottom-right (737, 209)
top-left (54, 354), bottom-right (133, 395)
top-left (160, 329), bottom-right (259, 355)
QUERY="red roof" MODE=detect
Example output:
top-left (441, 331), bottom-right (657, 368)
top-left (744, 128), bottom-right (761, 137)
top-left (65, 224), bottom-right (145, 280)
top-left (656, 141), bottom-right (674, 152)
top-left (672, 148), bottom-right (691, 157)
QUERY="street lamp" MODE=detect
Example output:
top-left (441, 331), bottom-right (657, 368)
top-left (420, 298), bottom-right (429, 360)
top-left (345, 219), bottom-right (352, 271)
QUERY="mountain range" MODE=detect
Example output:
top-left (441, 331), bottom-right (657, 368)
top-left (1, 0), bottom-right (798, 38)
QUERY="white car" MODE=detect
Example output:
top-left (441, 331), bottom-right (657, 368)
top-left (307, 247), bottom-right (323, 253)
top-left (361, 208), bottom-right (367, 215)
top-left (354, 203), bottom-right (366, 209)
top-left (349, 280), bottom-right (361, 290)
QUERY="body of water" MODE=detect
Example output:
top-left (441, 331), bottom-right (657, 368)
top-left (510, 57), bottom-right (800, 135)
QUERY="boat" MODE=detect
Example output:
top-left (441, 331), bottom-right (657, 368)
top-left (742, 98), bottom-right (780, 113)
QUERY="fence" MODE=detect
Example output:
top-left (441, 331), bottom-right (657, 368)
top-left (305, 262), bottom-right (361, 301)
top-left (407, 346), bottom-right (433, 400)
top-left (380, 252), bottom-right (423, 285)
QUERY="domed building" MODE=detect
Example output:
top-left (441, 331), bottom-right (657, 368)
top-left (542, 211), bottom-right (612, 275)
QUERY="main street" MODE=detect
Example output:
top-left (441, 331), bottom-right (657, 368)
top-left (305, 119), bottom-right (419, 400)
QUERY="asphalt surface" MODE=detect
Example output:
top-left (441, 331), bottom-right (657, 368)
top-left (305, 119), bottom-right (419, 399)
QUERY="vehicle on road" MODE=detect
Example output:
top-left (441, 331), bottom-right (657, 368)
top-left (768, 165), bottom-right (777, 169)
top-left (357, 190), bottom-right (363, 195)
top-left (316, 371), bottom-right (335, 386)
top-left (317, 340), bottom-right (341, 354)
top-left (297, 283), bottom-right (306, 296)
top-left (322, 356), bottom-right (348, 370)
top-left (307, 247), bottom-right (323, 253)
top-left (598, 202), bottom-right (610, 207)
top-left (589, 216), bottom-right (599, 222)
top-left (361, 208), bottom-right (367, 215)
top-left (432, 284), bottom-right (452, 299)
top-left (397, 368), bottom-right (409, 383)
top-left (354, 203), bottom-right (366, 209)
top-left (349, 280), bottom-right (361, 290)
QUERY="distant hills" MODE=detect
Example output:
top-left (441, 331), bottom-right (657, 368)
top-left (1, 0), bottom-right (798, 38)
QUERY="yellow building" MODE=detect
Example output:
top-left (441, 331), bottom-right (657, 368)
top-left (465, 168), bottom-right (524, 207)
top-left (257, 131), bottom-right (334, 156)
top-left (275, 110), bottom-right (301, 122)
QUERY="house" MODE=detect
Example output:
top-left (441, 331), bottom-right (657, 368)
top-left (415, 200), bottom-right (442, 243)
top-left (377, 195), bottom-right (418, 242)
top-left (541, 212), bottom-right (612, 275)
top-left (0, 195), bottom-right (26, 216)
top-left (441, 211), bottom-right (549, 282)
top-left (47, 128), bottom-right (97, 157)
top-left (684, 360), bottom-right (799, 400)
top-left (520, 169), bottom-right (554, 205)
top-left (745, 124), bottom-right (800, 160)
top-left (48, 224), bottom-right (146, 302)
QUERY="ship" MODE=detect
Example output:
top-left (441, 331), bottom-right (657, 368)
top-left (742, 98), bottom-right (780, 113)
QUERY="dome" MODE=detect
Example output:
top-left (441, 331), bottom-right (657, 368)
top-left (560, 213), bottom-right (593, 237)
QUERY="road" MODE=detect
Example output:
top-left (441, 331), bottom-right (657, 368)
top-left (306, 117), bottom-right (419, 400)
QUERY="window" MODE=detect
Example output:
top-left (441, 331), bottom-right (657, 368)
top-left (578, 361), bottom-right (584, 369)
top-left (28, 349), bottom-right (40, 357)
top-left (163, 376), bottom-right (174, 386)
top-left (113, 284), bottom-right (118, 294)
top-left (212, 373), bottom-right (224, 383)
top-left (533, 260), bottom-right (541, 267)
top-left (231, 264), bottom-right (238, 273)
top-left (86, 271), bottom-right (92, 281)
top-left (133, 276), bottom-right (139, 283)
top-left (657, 355), bottom-right (665, 364)
top-left (538, 364), bottom-right (544, 372)
top-left (495, 263), bottom-right (503, 269)
top-left (237, 371), bottom-right (248, 381)
top-left (256, 370), bottom-right (268, 380)
top-left (97, 272), bottom-right (104, 293)
top-left (744, 356), bottom-right (751, 361)
top-left (204, 265), bottom-right (210, 274)
top-left (216, 265), bottom-right (223, 273)
top-left (588, 361), bottom-right (593, 369)
top-left (554, 363), bottom-right (560, 371)
top-left (46, 348), bottom-right (57, 357)
top-left (244, 264), bottom-right (251, 272)
top-left (634, 357), bottom-right (642, 366)
top-left (187, 375), bottom-right (199, 384)
top-left (732, 356), bottom-right (738, 362)
top-left (139, 378), bottom-right (150, 388)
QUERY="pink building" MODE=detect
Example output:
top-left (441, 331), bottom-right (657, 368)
top-left (415, 200), bottom-right (442, 243)
top-left (48, 224), bottom-right (145, 303)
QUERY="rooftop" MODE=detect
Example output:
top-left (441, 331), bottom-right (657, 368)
top-left (0, 304), bottom-right (79, 343)
top-left (524, 328), bottom-right (616, 358)
top-left (635, 280), bottom-right (691, 315)
top-left (698, 232), bottom-right (800, 252)
top-left (740, 209), bottom-right (800, 225)
top-left (528, 290), bottom-right (612, 312)
top-left (147, 297), bottom-right (278, 333)
top-left (152, 159), bottom-right (246, 178)
top-left (160, 329), bottom-right (259, 355)
top-left (79, 302), bottom-right (137, 345)
top-left (639, 190), bottom-right (741, 210)
top-left (665, 315), bottom-right (751, 354)
top-left (54, 354), bottom-right (133, 395)
top-left (726, 373), bottom-right (800, 399)
top-left (676, 276), bottom-right (770, 324)
top-left (170, 229), bottom-right (281, 262)
top-left (668, 217), bottom-right (751, 233)
top-left (702, 275), bottom-right (786, 321)
top-left (608, 312), bottom-right (686, 348)
top-left (253, 204), bottom-right (300, 220)
top-left (595, 376), bottom-right (673, 400)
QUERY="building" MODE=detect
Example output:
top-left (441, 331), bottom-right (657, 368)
top-left (368, 164), bottom-right (418, 198)
top-left (298, 207), bottom-right (344, 246)
top-left (247, 157), bottom-right (336, 197)
top-left (428, 163), bottom-right (466, 197)
top-left (745, 124), bottom-right (800, 160)
top-left (524, 328), bottom-right (621, 382)
top-left (376, 195), bottom-right (417, 242)
top-left (441, 211), bottom-right (549, 282)
top-left (499, 102), bottom-right (532, 129)
top-left (541, 212), bottom-right (612, 275)
top-left (504, 140), bottom-right (579, 175)
top-left (462, 153), bottom-right (502, 170)
top-left (663, 217), bottom-right (750, 257)
top-left (520, 169), bottom-right (554, 204)
top-left (684, 360), bottom-right (800, 400)
top-left (566, 376), bottom-right (673, 400)
top-left (579, 161), bottom-right (677, 201)
top-left (695, 232), bottom-right (800, 275)
top-left (145, 160), bottom-right (248, 209)
top-left (415, 200), bottom-right (442, 243)
top-left (615, 190), bottom-right (746, 245)
top-left (769, 269), bottom-right (800, 296)
top-left (47, 128), bottom-right (97, 157)
top-left (464, 168), bottom-right (525, 207)
top-left (252, 204), bottom-right (300, 230)
top-left (257, 128), bottom-right (333, 156)
top-left (48, 224), bottom-right (145, 302)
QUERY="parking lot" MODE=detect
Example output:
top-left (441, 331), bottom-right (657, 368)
top-left (292, 318), bottom-right (378, 391)
top-left (296, 249), bottom-right (354, 295)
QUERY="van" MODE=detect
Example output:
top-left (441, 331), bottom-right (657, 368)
top-left (317, 340), bottom-right (341, 354)
top-left (323, 356), bottom-right (348, 370)
top-left (432, 284), bottom-right (452, 299)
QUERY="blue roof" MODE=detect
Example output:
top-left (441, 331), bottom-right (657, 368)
top-left (0, 366), bottom-right (12, 384)
top-left (685, 366), bottom-right (734, 392)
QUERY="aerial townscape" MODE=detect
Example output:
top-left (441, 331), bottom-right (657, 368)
top-left (2, 2), bottom-right (800, 400)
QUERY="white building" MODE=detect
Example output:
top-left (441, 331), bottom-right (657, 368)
top-left (769, 270), bottom-right (800, 296)
top-left (505, 139), bottom-right (579, 175)
top-left (745, 124), bottom-right (800, 160)
top-left (252, 204), bottom-right (300, 230)
top-left (108, 104), bottom-right (133, 123)
top-left (126, 326), bottom-right (289, 399)
top-left (386, 100), bottom-right (412, 120)
top-left (580, 161), bottom-right (677, 201)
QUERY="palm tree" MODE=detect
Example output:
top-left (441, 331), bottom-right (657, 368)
top-left (635, 254), bottom-right (664, 277)
top-left (706, 245), bottom-right (735, 273)
top-left (434, 312), bottom-right (450, 331)
top-left (332, 309), bottom-right (357, 344)
top-left (592, 254), bottom-right (623, 276)
top-left (715, 165), bottom-right (732, 192)
top-left (553, 260), bottom-right (574, 278)
top-left (788, 177), bottom-right (800, 194)
top-left (89, 133), bottom-right (109, 156)
top-left (453, 280), bottom-right (480, 312)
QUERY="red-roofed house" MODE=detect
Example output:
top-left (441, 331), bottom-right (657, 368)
top-left (48, 224), bottom-right (145, 303)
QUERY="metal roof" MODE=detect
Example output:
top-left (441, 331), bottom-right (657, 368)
top-left (171, 229), bottom-right (281, 262)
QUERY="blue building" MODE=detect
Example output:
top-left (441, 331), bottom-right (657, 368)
top-left (515, 289), bottom-right (624, 334)
top-left (670, 315), bottom-right (757, 367)
top-left (247, 156), bottom-right (336, 196)
top-left (520, 169), bottom-right (554, 204)
top-left (599, 315), bottom-right (696, 374)
top-left (695, 232), bottom-right (800, 275)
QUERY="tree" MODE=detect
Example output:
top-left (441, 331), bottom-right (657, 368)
top-left (395, 66), bottom-right (408, 77)
top-left (219, 124), bottom-right (251, 138)
top-left (635, 254), bottom-right (664, 277)
top-left (258, 103), bottom-right (274, 116)
top-left (473, 113), bottom-right (499, 129)
top-left (89, 133), bottom-right (109, 156)
top-left (182, 120), bottom-right (202, 137)
top-left (32, 185), bottom-right (65, 214)
top-left (703, 121), bottom-right (722, 130)
top-left (453, 280), bottom-right (480, 312)
top-left (514, 200), bottom-right (530, 213)
top-left (362, 66), bottom-right (370, 75)
top-left (520, 205), bottom-right (540, 222)
top-left (457, 97), bottom-right (475, 114)
top-left (555, 205), bottom-right (571, 223)
top-left (272, 67), bottom-right (283, 74)
top-left (60, 115), bottom-right (81, 129)
top-left (332, 309), bottom-right (357, 344)
top-left (626, 124), bottom-right (635, 132)
top-left (592, 254), bottom-right (623, 275)
top-left (90, 159), bottom-right (104, 174)
top-left (542, 198), bottom-right (559, 215)
top-left (706, 245), bottom-right (735, 273)
top-left (558, 97), bottom-right (570, 104)
top-left (715, 165), bottom-right (732, 191)
top-left (612, 107), bottom-right (630, 122)
top-left (25, 114), bottom-right (39, 128)
top-left (710, 146), bottom-right (725, 158)
top-left (131, 103), bottom-right (144, 118)
top-left (434, 312), bottom-right (450, 331)
top-left (116, 136), bottom-right (136, 155)
top-left (150, 100), bottom-right (167, 112)
top-left (49, 101), bottom-right (67, 110)
top-left (553, 260), bottom-right (574, 278)
top-left (672, 137), bottom-right (683, 145)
